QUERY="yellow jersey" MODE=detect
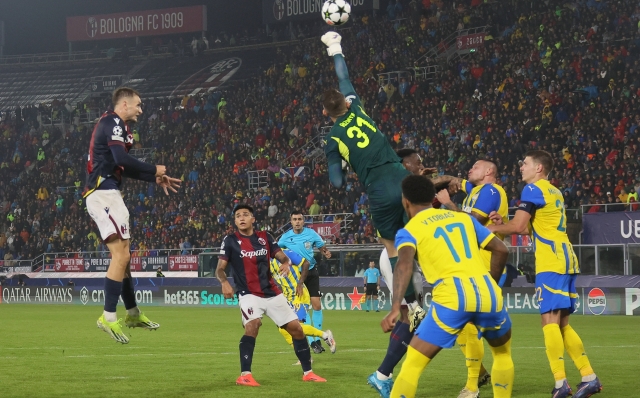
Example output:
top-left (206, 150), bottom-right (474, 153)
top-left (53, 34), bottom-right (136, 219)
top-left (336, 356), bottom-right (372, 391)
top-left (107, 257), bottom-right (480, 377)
top-left (395, 208), bottom-right (503, 313)
top-left (461, 179), bottom-right (508, 269)
top-left (518, 179), bottom-right (579, 275)
top-left (269, 249), bottom-right (311, 305)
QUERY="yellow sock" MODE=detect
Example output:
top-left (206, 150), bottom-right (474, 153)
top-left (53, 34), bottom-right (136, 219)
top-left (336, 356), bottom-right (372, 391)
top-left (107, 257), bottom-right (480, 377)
top-left (278, 327), bottom-right (293, 345)
top-left (302, 324), bottom-right (324, 339)
top-left (456, 323), bottom-right (468, 357)
top-left (390, 346), bottom-right (431, 398)
top-left (463, 324), bottom-right (484, 391)
top-left (488, 339), bottom-right (514, 398)
top-left (542, 324), bottom-right (566, 381)
top-left (561, 325), bottom-right (594, 377)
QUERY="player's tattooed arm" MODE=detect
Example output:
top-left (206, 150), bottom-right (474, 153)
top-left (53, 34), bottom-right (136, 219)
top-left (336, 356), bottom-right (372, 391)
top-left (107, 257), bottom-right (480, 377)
top-left (435, 189), bottom-right (462, 212)
top-left (296, 259), bottom-right (310, 297)
top-left (430, 175), bottom-right (461, 193)
top-left (381, 245), bottom-right (415, 333)
top-left (215, 259), bottom-right (234, 299)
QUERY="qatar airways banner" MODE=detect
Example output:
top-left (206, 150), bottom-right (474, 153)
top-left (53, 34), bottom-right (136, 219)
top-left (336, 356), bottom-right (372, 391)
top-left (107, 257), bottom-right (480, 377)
top-left (66, 6), bottom-right (207, 42)
top-left (456, 32), bottom-right (484, 50)
top-left (309, 222), bottom-right (340, 239)
top-left (582, 212), bottom-right (640, 244)
top-left (262, 0), bottom-right (379, 25)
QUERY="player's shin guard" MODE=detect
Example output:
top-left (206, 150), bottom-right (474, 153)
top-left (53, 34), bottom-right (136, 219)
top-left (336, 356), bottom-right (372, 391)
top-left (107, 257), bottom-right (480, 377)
top-left (561, 325), bottom-right (595, 377)
top-left (461, 323), bottom-right (484, 391)
top-left (378, 321), bottom-right (412, 377)
top-left (543, 324), bottom-right (567, 381)
top-left (390, 346), bottom-right (431, 398)
top-left (239, 335), bottom-right (256, 373)
top-left (293, 338), bottom-right (312, 373)
top-left (312, 310), bottom-right (323, 342)
top-left (488, 339), bottom-right (514, 398)
top-left (121, 277), bottom-right (138, 312)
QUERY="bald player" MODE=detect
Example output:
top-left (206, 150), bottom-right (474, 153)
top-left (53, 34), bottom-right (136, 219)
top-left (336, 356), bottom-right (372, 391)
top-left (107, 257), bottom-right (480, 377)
top-left (433, 160), bottom-right (509, 398)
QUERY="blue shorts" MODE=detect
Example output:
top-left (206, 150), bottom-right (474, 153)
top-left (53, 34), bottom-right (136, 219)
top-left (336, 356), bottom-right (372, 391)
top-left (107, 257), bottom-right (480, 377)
top-left (294, 303), bottom-right (309, 322)
top-left (535, 272), bottom-right (578, 314)
top-left (414, 302), bottom-right (512, 349)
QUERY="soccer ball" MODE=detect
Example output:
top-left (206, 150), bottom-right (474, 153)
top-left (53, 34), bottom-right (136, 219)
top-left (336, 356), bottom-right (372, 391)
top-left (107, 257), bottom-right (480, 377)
top-left (322, 0), bottom-right (351, 26)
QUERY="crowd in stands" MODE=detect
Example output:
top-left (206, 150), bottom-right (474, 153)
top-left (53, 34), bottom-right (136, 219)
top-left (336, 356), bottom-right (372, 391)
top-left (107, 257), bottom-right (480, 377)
top-left (1, 0), bottom-right (640, 272)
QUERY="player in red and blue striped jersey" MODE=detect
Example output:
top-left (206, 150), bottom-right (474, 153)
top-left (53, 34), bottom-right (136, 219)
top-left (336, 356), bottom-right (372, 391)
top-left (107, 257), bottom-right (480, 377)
top-left (216, 204), bottom-right (326, 386)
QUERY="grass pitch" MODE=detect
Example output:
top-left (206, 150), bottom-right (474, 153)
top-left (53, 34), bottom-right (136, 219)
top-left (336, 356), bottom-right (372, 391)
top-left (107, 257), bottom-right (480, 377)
top-left (0, 305), bottom-right (636, 397)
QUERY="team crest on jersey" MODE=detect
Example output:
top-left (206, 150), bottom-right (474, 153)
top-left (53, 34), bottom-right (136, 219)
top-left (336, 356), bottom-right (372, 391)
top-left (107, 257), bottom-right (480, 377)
top-left (472, 194), bottom-right (479, 201)
top-left (304, 242), bottom-right (312, 250)
top-left (120, 224), bottom-right (128, 235)
top-left (247, 307), bottom-right (254, 315)
top-left (258, 237), bottom-right (266, 246)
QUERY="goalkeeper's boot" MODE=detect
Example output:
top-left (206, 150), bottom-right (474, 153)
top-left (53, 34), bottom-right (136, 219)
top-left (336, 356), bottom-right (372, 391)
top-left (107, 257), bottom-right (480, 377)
top-left (408, 304), bottom-right (426, 332)
top-left (457, 388), bottom-right (480, 398)
top-left (125, 312), bottom-right (160, 330)
top-left (236, 374), bottom-right (260, 387)
top-left (573, 377), bottom-right (602, 398)
top-left (320, 32), bottom-right (343, 56)
top-left (97, 315), bottom-right (129, 344)
top-left (323, 330), bottom-right (337, 354)
top-left (367, 372), bottom-right (393, 398)
top-left (551, 379), bottom-right (573, 398)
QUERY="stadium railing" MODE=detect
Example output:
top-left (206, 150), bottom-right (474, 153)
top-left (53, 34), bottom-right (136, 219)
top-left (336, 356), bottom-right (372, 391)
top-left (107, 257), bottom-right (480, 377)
top-left (9, 244), bottom-right (638, 277)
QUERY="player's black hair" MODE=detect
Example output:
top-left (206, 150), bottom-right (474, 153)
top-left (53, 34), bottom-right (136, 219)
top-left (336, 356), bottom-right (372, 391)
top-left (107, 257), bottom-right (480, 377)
top-left (112, 87), bottom-right (140, 106)
top-left (233, 204), bottom-right (254, 216)
top-left (525, 150), bottom-right (554, 175)
top-left (401, 175), bottom-right (435, 205)
top-left (396, 148), bottom-right (418, 160)
top-left (290, 210), bottom-right (304, 218)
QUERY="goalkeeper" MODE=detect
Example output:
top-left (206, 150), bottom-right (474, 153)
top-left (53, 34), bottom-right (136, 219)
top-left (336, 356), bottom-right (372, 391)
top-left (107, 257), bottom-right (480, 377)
top-left (270, 249), bottom-right (336, 359)
top-left (320, 31), bottom-right (425, 397)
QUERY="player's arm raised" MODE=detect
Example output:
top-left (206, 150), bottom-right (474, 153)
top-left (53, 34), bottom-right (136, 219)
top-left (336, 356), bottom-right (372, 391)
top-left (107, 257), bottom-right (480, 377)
top-left (215, 258), bottom-right (234, 299)
top-left (381, 245), bottom-right (414, 333)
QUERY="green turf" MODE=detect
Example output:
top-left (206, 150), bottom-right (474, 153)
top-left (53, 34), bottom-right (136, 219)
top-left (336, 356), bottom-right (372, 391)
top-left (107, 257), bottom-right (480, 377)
top-left (0, 306), bottom-right (635, 397)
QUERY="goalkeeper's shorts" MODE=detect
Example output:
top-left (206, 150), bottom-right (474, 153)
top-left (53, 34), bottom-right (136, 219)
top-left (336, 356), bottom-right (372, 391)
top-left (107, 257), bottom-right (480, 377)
top-left (367, 163), bottom-right (410, 241)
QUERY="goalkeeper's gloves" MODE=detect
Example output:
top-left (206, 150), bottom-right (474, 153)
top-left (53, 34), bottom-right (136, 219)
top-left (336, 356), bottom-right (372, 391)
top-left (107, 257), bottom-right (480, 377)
top-left (321, 32), bottom-right (343, 57)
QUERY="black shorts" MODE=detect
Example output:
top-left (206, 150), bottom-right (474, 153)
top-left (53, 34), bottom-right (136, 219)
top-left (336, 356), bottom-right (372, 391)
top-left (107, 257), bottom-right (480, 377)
top-left (366, 283), bottom-right (378, 296)
top-left (304, 267), bottom-right (321, 297)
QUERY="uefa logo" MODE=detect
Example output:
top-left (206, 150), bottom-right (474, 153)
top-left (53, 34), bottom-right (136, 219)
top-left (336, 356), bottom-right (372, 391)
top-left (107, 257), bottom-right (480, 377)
top-left (273, 0), bottom-right (285, 20)
top-left (587, 288), bottom-right (606, 315)
top-left (86, 17), bottom-right (98, 38)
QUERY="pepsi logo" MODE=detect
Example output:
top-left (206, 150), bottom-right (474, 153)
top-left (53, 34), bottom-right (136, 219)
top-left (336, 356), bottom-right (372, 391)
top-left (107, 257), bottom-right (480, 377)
top-left (587, 288), bottom-right (606, 315)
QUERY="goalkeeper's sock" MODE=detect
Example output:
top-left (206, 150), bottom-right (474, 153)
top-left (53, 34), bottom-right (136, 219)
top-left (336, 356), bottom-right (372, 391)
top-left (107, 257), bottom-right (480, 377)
top-left (312, 310), bottom-right (323, 342)
top-left (121, 277), bottom-right (138, 312)
top-left (239, 335), bottom-right (256, 373)
top-left (378, 321), bottom-right (412, 377)
top-left (463, 324), bottom-right (484, 391)
top-left (103, 277), bottom-right (122, 321)
top-left (391, 345), bottom-right (430, 398)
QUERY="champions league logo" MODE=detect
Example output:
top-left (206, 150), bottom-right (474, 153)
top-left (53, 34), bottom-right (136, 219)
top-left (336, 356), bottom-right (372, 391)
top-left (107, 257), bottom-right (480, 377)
top-left (80, 287), bottom-right (89, 305)
top-left (273, 0), bottom-right (285, 20)
top-left (377, 290), bottom-right (386, 310)
top-left (86, 17), bottom-right (98, 38)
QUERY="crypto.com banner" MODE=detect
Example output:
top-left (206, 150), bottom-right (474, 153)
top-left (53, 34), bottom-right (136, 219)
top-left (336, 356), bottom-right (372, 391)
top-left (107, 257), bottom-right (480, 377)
top-left (67, 6), bottom-right (207, 41)
top-left (582, 211), bottom-right (640, 244)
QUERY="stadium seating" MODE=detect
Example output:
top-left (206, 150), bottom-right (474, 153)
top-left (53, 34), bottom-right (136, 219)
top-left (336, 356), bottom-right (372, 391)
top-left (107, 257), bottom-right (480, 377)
top-left (1, 0), bottom-right (639, 270)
